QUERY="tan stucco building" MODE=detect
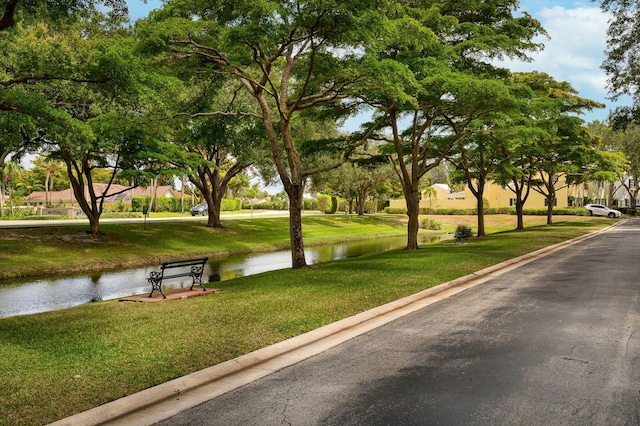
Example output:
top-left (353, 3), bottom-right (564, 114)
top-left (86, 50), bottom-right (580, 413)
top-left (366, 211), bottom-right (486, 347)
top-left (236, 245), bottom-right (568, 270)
top-left (389, 181), bottom-right (571, 211)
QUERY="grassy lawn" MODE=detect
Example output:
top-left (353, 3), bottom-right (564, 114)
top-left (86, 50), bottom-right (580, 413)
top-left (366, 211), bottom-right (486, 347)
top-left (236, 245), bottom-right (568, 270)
top-left (0, 215), bottom-right (614, 425)
top-left (0, 214), bottom-right (406, 279)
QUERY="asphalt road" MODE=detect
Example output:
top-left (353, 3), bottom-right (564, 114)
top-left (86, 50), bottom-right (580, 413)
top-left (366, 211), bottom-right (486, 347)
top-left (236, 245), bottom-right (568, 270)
top-left (157, 219), bottom-right (640, 426)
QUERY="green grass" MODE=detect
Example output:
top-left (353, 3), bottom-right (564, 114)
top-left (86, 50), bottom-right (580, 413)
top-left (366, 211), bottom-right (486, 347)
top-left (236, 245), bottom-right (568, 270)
top-left (0, 215), bottom-right (408, 279)
top-left (0, 215), bottom-right (613, 425)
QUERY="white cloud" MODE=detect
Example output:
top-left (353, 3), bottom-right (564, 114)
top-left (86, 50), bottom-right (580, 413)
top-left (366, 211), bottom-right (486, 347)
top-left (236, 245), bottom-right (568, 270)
top-left (535, 7), bottom-right (609, 88)
top-left (497, 5), bottom-right (620, 121)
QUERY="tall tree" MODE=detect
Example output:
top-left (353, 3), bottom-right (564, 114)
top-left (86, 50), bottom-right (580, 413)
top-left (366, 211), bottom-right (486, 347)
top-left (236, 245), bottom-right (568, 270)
top-left (616, 126), bottom-right (640, 208)
top-left (510, 73), bottom-right (605, 224)
top-left (171, 114), bottom-right (268, 228)
top-left (20, 13), bottom-right (175, 234)
top-left (596, 123), bottom-right (640, 209)
top-left (138, 0), bottom-right (386, 268)
top-left (601, 0), bottom-right (640, 126)
top-left (311, 157), bottom-right (395, 215)
top-left (447, 132), bottom-right (505, 237)
top-left (165, 77), bottom-right (271, 228)
top-left (363, 1), bottom-right (544, 249)
top-left (445, 79), bottom-right (529, 237)
top-left (584, 121), bottom-right (628, 208)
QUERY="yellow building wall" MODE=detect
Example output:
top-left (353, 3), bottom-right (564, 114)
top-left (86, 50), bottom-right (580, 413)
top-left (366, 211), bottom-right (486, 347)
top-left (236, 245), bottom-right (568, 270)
top-left (389, 181), bottom-right (571, 210)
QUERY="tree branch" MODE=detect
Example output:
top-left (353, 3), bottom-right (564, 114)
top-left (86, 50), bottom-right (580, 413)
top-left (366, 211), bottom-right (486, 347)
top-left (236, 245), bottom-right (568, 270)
top-left (1, 75), bottom-right (111, 87)
top-left (173, 111), bottom-right (262, 120)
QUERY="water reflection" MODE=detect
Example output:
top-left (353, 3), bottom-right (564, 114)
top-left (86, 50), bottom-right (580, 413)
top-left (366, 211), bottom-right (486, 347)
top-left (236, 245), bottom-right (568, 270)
top-left (0, 234), bottom-right (443, 318)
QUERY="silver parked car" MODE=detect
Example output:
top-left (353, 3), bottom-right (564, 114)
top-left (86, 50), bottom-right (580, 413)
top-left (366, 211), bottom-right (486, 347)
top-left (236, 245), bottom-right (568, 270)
top-left (584, 204), bottom-right (622, 218)
top-left (190, 203), bottom-right (208, 216)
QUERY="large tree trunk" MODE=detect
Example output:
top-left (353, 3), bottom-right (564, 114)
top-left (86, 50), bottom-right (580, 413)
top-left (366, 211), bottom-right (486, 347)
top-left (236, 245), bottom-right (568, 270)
top-left (405, 188), bottom-right (421, 250)
top-left (474, 180), bottom-right (486, 237)
top-left (68, 175), bottom-right (103, 235)
top-left (87, 212), bottom-right (101, 234)
top-left (62, 150), bottom-right (103, 235)
top-left (356, 194), bottom-right (366, 216)
top-left (515, 200), bottom-right (525, 230)
top-left (206, 188), bottom-right (223, 228)
top-left (192, 159), bottom-right (247, 229)
top-left (546, 194), bottom-right (555, 225)
top-left (286, 183), bottom-right (306, 268)
top-left (476, 196), bottom-right (486, 237)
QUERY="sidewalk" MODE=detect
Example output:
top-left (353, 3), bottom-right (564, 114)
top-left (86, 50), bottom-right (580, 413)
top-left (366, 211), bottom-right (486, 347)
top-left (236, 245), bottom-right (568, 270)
top-left (49, 224), bottom-right (616, 426)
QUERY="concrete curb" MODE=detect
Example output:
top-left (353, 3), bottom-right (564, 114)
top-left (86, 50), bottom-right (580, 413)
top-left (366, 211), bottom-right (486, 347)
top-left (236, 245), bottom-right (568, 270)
top-left (49, 222), bottom-right (620, 426)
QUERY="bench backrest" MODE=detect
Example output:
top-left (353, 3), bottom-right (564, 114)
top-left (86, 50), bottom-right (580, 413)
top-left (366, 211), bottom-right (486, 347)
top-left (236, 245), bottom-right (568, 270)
top-left (161, 258), bottom-right (209, 271)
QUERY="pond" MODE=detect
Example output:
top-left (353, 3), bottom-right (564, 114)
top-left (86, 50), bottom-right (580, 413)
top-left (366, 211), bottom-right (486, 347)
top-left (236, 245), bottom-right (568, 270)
top-left (0, 234), bottom-right (445, 318)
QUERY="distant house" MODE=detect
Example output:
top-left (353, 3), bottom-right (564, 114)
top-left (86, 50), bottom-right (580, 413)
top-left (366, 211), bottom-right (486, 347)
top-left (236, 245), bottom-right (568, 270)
top-left (389, 179), bottom-right (571, 211)
top-left (23, 184), bottom-right (188, 207)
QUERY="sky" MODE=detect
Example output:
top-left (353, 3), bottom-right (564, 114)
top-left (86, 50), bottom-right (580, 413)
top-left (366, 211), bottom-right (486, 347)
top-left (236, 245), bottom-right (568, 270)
top-left (126, 0), bottom-right (623, 124)
top-left (499, 0), bottom-right (625, 123)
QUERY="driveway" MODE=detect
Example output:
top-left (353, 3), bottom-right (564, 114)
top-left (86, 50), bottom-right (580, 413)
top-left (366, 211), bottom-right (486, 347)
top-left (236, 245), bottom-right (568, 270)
top-left (157, 219), bottom-right (640, 425)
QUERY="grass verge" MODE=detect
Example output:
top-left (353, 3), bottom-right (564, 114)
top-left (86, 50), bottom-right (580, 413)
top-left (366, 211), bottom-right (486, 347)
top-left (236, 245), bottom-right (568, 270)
top-left (0, 215), bottom-right (613, 425)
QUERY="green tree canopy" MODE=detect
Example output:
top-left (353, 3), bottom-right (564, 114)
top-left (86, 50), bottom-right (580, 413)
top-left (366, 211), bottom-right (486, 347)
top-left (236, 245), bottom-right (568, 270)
top-left (360, 0), bottom-right (544, 249)
top-left (137, 0), bottom-right (389, 268)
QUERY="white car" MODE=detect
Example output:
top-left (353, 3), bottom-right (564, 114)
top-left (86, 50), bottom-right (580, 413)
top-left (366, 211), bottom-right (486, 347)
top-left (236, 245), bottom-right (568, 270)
top-left (584, 204), bottom-right (622, 218)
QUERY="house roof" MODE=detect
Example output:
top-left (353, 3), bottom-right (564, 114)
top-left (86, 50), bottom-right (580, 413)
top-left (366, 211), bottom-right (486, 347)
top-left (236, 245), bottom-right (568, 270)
top-left (24, 184), bottom-right (187, 203)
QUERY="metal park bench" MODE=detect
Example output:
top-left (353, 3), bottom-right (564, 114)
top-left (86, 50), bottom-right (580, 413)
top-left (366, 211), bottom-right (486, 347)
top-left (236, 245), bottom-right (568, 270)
top-left (147, 257), bottom-right (209, 299)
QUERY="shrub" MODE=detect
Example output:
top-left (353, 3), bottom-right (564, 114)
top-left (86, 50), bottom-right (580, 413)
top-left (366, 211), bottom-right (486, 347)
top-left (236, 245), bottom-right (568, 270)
top-left (303, 199), bottom-right (318, 210)
top-left (221, 198), bottom-right (242, 211)
top-left (521, 207), bottom-right (588, 216)
top-left (27, 215), bottom-right (68, 220)
top-left (254, 200), bottom-right (288, 210)
top-left (420, 217), bottom-right (442, 230)
top-left (104, 201), bottom-right (131, 213)
top-left (384, 207), bottom-right (407, 214)
top-left (102, 212), bottom-right (144, 219)
top-left (419, 207), bottom-right (476, 215)
top-left (330, 196), bottom-right (338, 214)
top-left (318, 194), bottom-right (331, 213)
top-left (454, 224), bottom-right (473, 242)
top-left (364, 200), bottom-right (376, 214)
top-left (0, 208), bottom-right (36, 220)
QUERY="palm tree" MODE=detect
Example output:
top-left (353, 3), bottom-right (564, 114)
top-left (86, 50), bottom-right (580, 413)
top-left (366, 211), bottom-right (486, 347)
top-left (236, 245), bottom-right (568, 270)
top-left (423, 185), bottom-right (438, 210)
top-left (2, 161), bottom-right (21, 219)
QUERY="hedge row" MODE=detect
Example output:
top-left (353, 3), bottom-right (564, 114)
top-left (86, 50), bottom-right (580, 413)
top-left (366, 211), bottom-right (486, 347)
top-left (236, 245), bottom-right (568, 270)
top-left (130, 196), bottom-right (242, 213)
top-left (384, 206), bottom-right (591, 216)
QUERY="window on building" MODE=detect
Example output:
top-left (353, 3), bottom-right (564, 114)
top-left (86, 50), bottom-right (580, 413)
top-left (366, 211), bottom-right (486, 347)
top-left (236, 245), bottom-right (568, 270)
top-left (629, 179), bottom-right (635, 189)
top-left (544, 198), bottom-right (558, 207)
top-left (509, 198), bottom-right (517, 206)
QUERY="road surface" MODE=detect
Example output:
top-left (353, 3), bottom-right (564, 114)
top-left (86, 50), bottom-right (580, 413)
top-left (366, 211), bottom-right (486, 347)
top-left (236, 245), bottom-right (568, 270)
top-left (158, 219), bottom-right (640, 425)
